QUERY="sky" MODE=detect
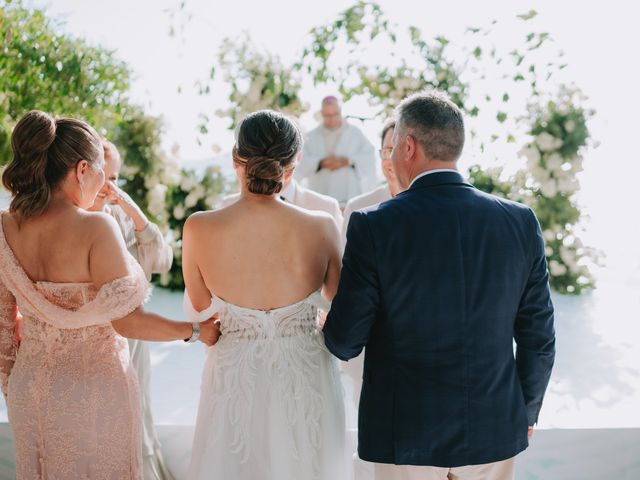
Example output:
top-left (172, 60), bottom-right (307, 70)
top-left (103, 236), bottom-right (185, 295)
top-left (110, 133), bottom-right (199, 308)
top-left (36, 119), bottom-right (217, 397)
top-left (21, 0), bottom-right (640, 277)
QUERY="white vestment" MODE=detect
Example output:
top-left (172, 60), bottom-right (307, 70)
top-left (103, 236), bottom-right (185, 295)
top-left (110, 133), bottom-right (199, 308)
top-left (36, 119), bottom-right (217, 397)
top-left (220, 179), bottom-right (343, 231)
top-left (296, 122), bottom-right (378, 207)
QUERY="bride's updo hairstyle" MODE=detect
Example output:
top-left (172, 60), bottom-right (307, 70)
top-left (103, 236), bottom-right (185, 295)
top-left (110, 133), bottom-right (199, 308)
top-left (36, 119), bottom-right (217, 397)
top-left (2, 110), bottom-right (102, 218)
top-left (232, 110), bottom-right (302, 195)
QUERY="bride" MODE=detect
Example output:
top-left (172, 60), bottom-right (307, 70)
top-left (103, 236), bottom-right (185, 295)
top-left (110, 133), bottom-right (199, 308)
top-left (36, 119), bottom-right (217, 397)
top-left (182, 110), bottom-right (347, 480)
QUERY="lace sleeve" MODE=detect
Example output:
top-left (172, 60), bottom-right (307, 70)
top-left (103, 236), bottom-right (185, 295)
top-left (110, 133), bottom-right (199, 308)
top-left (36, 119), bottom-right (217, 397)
top-left (77, 266), bottom-right (151, 325)
top-left (0, 278), bottom-right (18, 396)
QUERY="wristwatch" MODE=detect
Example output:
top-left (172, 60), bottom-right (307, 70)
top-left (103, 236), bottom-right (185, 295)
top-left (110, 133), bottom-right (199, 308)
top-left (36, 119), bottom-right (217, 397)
top-left (184, 322), bottom-right (201, 343)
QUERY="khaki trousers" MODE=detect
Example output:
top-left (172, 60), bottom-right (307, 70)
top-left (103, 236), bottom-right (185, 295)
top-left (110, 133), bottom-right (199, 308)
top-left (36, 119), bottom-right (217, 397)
top-left (373, 457), bottom-right (514, 480)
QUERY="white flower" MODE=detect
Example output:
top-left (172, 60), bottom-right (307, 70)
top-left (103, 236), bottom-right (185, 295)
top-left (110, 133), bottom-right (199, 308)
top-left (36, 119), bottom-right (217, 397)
top-left (185, 192), bottom-right (199, 208)
top-left (409, 78), bottom-right (422, 90)
top-left (395, 77), bottom-right (412, 90)
top-left (180, 176), bottom-right (195, 191)
top-left (545, 246), bottom-right (554, 256)
top-left (540, 180), bottom-right (557, 198)
top-left (571, 157), bottom-right (584, 173)
top-left (518, 145), bottom-right (541, 169)
top-left (436, 71), bottom-right (447, 82)
top-left (559, 246), bottom-right (579, 273)
top-left (378, 84), bottom-right (390, 95)
top-left (247, 81), bottom-right (263, 104)
top-left (531, 165), bottom-right (550, 183)
top-left (144, 176), bottom-right (159, 189)
top-left (205, 195), bottom-right (218, 208)
top-left (546, 153), bottom-right (563, 171)
top-left (173, 205), bottom-right (185, 220)
top-left (549, 260), bottom-right (567, 276)
top-left (535, 132), bottom-right (563, 152)
top-left (564, 120), bottom-right (576, 133)
top-left (147, 184), bottom-right (168, 217)
top-left (557, 177), bottom-right (579, 194)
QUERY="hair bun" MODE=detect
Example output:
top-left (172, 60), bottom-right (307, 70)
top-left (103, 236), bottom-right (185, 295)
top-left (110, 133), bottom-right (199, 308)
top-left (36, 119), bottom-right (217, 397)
top-left (234, 110), bottom-right (302, 196)
top-left (12, 110), bottom-right (56, 157)
top-left (245, 154), bottom-right (285, 195)
top-left (3, 111), bottom-right (101, 218)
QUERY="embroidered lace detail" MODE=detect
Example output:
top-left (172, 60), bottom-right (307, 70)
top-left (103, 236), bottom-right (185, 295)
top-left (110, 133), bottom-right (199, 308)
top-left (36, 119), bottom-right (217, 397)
top-left (186, 291), bottom-right (345, 480)
top-left (0, 211), bottom-right (150, 329)
top-left (0, 210), bottom-right (146, 479)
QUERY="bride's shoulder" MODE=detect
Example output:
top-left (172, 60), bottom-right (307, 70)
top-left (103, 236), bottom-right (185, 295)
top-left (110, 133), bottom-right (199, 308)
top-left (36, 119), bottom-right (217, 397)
top-left (290, 205), bottom-right (339, 234)
top-left (183, 209), bottom-right (222, 234)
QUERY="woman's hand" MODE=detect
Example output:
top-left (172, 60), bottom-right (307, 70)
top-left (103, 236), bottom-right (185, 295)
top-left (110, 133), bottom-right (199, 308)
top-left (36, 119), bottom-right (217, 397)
top-left (106, 181), bottom-right (149, 231)
top-left (199, 316), bottom-right (222, 347)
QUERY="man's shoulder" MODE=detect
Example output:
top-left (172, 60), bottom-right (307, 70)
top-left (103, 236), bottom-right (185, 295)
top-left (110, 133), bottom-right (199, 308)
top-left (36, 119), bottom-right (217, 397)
top-left (344, 185), bottom-right (390, 215)
top-left (473, 188), bottom-right (534, 218)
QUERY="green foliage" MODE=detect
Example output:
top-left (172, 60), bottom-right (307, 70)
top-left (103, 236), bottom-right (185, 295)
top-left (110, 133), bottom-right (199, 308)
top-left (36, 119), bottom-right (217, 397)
top-left (0, 1), bottom-right (228, 290)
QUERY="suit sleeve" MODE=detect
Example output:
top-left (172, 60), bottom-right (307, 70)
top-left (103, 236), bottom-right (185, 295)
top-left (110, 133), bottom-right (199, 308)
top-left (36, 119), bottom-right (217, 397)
top-left (514, 208), bottom-right (556, 425)
top-left (324, 210), bottom-right (380, 360)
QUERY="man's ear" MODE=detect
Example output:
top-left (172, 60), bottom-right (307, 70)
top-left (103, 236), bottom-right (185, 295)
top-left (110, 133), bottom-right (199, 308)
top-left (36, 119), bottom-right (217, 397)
top-left (405, 134), bottom-right (417, 162)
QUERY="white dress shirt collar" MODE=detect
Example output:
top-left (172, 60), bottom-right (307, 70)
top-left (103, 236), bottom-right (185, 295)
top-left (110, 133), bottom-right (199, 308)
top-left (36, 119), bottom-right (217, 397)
top-left (281, 178), bottom-right (298, 203)
top-left (408, 169), bottom-right (460, 189)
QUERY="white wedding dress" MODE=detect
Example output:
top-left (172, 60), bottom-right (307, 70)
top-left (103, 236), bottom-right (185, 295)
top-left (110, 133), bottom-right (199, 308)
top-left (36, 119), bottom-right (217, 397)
top-left (184, 290), bottom-right (347, 480)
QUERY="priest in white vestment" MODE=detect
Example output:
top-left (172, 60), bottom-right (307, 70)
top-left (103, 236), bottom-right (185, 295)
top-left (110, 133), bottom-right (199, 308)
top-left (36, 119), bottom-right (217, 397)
top-left (296, 96), bottom-right (377, 207)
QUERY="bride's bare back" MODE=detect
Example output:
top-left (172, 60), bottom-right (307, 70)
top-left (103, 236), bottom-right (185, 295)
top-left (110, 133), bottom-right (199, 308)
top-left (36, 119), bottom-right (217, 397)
top-left (183, 194), bottom-right (341, 311)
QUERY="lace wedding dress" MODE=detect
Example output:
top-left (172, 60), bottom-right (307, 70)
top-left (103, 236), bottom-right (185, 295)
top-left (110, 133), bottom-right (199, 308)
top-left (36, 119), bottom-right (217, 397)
top-left (0, 212), bottom-right (149, 479)
top-left (184, 290), bottom-right (347, 480)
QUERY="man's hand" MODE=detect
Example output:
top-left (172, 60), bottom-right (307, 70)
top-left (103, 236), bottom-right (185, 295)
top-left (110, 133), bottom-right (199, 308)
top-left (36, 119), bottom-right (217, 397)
top-left (320, 155), bottom-right (350, 171)
top-left (198, 316), bottom-right (222, 347)
top-left (528, 426), bottom-right (534, 440)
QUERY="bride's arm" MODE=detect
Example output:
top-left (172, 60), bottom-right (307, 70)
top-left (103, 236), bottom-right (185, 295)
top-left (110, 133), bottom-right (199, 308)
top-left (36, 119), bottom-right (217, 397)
top-left (88, 214), bottom-right (217, 345)
top-left (321, 216), bottom-right (342, 301)
top-left (182, 213), bottom-right (220, 315)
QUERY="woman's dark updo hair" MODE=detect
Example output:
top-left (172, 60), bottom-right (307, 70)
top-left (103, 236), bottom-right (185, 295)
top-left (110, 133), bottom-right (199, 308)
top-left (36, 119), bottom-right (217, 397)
top-left (232, 110), bottom-right (302, 195)
top-left (2, 110), bottom-right (102, 218)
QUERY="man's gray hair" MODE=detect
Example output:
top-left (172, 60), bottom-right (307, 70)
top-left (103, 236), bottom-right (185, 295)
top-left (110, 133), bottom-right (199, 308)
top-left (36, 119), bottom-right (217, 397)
top-left (396, 90), bottom-right (465, 162)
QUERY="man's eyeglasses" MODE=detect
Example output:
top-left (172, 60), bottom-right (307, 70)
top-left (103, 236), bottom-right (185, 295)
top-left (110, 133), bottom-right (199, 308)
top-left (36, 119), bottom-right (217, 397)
top-left (379, 147), bottom-right (393, 159)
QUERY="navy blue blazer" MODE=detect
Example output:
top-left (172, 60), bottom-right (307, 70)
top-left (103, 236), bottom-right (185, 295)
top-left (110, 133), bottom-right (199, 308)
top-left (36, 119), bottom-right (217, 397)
top-left (324, 171), bottom-right (555, 467)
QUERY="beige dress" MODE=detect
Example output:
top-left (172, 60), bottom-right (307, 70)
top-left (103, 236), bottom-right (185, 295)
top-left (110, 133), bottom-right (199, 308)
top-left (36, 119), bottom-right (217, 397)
top-left (107, 205), bottom-right (174, 480)
top-left (0, 211), bottom-right (149, 479)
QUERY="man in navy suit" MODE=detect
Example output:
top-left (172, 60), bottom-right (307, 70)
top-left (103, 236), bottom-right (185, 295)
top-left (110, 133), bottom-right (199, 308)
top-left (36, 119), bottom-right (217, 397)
top-left (323, 90), bottom-right (555, 479)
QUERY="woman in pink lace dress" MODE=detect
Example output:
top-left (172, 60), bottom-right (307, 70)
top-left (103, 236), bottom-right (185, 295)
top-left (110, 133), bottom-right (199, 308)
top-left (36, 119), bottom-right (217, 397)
top-left (0, 111), bottom-right (219, 479)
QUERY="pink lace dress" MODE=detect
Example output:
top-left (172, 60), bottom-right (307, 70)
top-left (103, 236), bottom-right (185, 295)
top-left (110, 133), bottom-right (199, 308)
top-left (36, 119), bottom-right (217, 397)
top-left (0, 213), bottom-right (149, 479)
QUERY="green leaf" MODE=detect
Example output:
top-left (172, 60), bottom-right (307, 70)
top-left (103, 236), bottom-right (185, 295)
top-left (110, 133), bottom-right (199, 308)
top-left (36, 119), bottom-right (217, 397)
top-left (517, 10), bottom-right (538, 21)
